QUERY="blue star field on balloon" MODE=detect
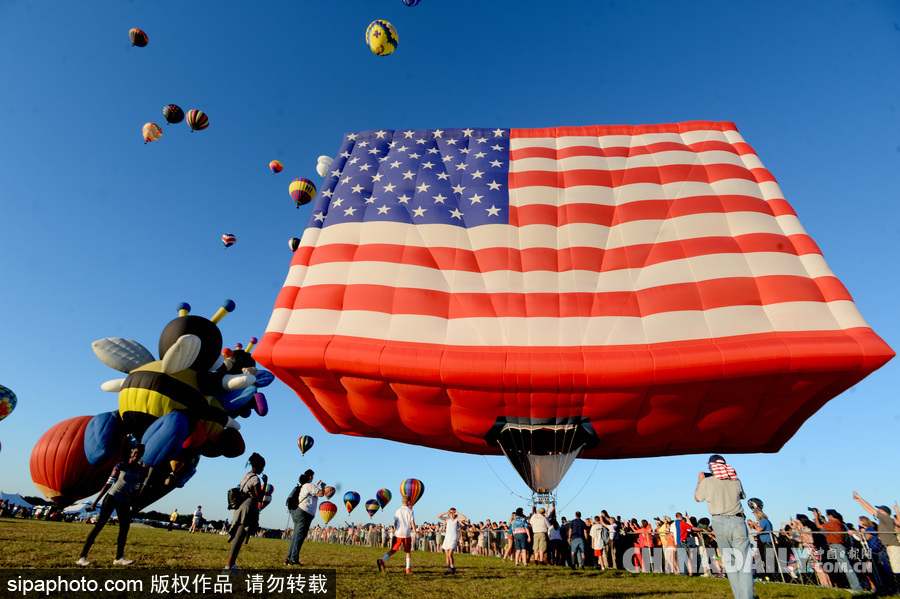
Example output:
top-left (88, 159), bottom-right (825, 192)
top-left (307, 128), bottom-right (511, 230)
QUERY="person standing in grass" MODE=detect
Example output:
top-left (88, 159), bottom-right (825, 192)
top-left (189, 506), bottom-right (202, 533)
top-left (694, 454), bottom-right (753, 599)
top-left (76, 444), bottom-right (149, 567)
top-left (285, 469), bottom-right (326, 566)
top-left (168, 508), bottom-right (178, 531)
top-left (439, 507), bottom-right (468, 574)
top-left (377, 494), bottom-right (416, 574)
top-left (224, 452), bottom-right (266, 575)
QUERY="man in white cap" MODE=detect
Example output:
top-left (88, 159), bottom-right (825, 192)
top-left (694, 454), bottom-right (752, 599)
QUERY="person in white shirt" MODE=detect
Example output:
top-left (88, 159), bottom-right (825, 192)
top-left (439, 507), bottom-right (468, 574)
top-left (377, 495), bottom-right (417, 574)
top-left (529, 507), bottom-right (551, 565)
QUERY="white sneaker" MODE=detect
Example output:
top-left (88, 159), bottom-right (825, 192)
top-left (113, 557), bottom-right (135, 566)
top-left (75, 557), bottom-right (91, 567)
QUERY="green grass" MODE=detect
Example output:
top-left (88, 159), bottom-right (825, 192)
top-left (0, 519), bottom-right (872, 598)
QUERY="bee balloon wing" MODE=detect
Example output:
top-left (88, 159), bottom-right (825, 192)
top-left (92, 338), bottom-right (156, 373)
top-left (161, 334), bottom-right (202, 374)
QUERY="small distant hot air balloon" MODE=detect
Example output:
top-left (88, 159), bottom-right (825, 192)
top-left (262, 483), bottom-right (275, 496)
top-left (323, 486), bottom-right (336, 499)
top-left (316, 155), bottom-right (334, 178)
top-left (400, 478), bottom-right (424, 507)
top-left (366, 20), bottom-right (398, 56)
top-left (376, 488), bottom-right (392, 509)
top-left (270, 160), bottom-right (283, 175)
top-left (222, 233), bottom-right (236, 249)
top-left (163, 104), bottom-right (184, 125)
top-left (319, 501), bottom-right (337, 524)
top-left (344, 491), bottom-right (360, 513)
top-left (186, 109), bottom-right (209, 132)
top-left (142, 122), bottom-right (162, 144)
top-left (402, 0), bottom-right (421, 5)
top-left (288, 238), bottom-right (301, 252)
top-left (259, 493), bottom-right (273, 511)
top-left (129, 28), bottom-right (148, 47)
top-left (289, 178), bottom-right (317, 208)
top-left (365, 499), bottom-right (380, 518)
top-left (0, 385), bottom-right (17, 422)
top-left (298, 435), bottom-right (314, 455)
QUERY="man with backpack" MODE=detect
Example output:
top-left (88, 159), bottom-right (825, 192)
top-left (285, 469), bottom-right (326, 566)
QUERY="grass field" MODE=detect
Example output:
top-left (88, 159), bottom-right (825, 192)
top-left (0, 519), bottom-right (872, 598)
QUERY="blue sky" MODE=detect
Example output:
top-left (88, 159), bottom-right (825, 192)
top-left (1, 0), bottom-right (898, 532)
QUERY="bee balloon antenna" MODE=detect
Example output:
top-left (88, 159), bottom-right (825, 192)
top-left (177, 302), bottom-right (191, 317)
top-left (210, 299), bottom-right (236, 324)
top-left (245, 337), bottom-right (258, 353)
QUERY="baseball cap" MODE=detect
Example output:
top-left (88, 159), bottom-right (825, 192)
top-left (708, 454), bottom-right (725, 464)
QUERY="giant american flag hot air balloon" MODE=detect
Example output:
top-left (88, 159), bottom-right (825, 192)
top-left (254, 122), bottom-right (894, 495)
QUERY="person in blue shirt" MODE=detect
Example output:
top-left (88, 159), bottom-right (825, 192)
top-left (568, 511), bottom-right (587, 569)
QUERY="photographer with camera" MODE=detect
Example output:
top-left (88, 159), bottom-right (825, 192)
top-left (694, 454), bottom-right (752, 599)
top-left (285, 468), bottom-right (326, 566)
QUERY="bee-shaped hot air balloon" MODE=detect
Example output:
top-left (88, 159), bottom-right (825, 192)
top-left (186, 109), bottom-right (209, 132)
top-left (85, 300), bottom-right (256, 468)
top-left (366, 20), bottom-right (398, 56)
top-left (289, 178), bottom-right (317, 208)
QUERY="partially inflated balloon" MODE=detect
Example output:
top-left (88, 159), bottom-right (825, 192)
top-left (129, 28), bottom-right (148, 47)
top-left (289, 178), bottom-right (317, 208)
top-left (163, 105), bottom-right (184, 125)
top-left (365, 499), bottom-right (379, 518)
top-left (289, 238), bottom-right (301, 252)
top-left (270, 160), bottom-right (283, 175)
top-left (30, 416), bottom-right (125, 507)
top-left (375, 488), bottom-right (392, 509)
top-left (366, 20), bottom-right (398, 56)
top-left (0, 385), bottom-right (16, 422)
top-left (222, 233), bottom-right (236, 249)
top-left (297, 435), bottom-right (314, 455)
top-left (343, 491), bottom-right (360, 513)
top-left (186, 109), bottom-right (209, 132)
top-left (142, 122), bottom-right (162, 144)
top-left (400, 479), bottom-right (424, 507)
top-left (323, 486), bottom-right (336, 499)
top-left (319, 501), bottom-right (337, 523)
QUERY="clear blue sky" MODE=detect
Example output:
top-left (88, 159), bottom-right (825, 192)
top-left (1, 1), bottom-right (898, 532)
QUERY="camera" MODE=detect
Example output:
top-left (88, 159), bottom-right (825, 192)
top-left (807, 507), bottom-right (817, 512)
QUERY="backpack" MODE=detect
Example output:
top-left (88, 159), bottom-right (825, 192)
top-left (227, 486), bottom-right (245, 510)
top-left (286, 484), bottom-right (302, 511)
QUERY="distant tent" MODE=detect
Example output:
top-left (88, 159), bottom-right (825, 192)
top-left (62, 502), bottom-right (92, 516)
top-left (0, 490), bottom-right (32, 508)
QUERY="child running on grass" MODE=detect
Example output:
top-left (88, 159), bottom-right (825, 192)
top-left (377, 495), bottom-right (416, 574)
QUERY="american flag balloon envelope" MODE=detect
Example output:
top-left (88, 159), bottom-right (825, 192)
top-left (254, 122), bottom-right (894, 494)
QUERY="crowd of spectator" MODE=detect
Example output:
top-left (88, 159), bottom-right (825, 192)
top-left (295, 492), bottom-right (900, 594)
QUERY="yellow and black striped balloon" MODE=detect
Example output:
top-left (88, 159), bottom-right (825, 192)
top-left (365, 20), bottom-right (398, 56)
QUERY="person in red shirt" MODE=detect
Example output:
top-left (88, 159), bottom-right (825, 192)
top-left (813, 508), bottom-right (862, 592)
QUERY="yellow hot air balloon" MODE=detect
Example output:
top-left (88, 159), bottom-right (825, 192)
top-left (366, 20), bottom-right (398, 56)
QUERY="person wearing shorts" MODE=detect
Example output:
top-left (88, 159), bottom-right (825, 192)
top-left (377, 495), bottom-right (416, 574)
